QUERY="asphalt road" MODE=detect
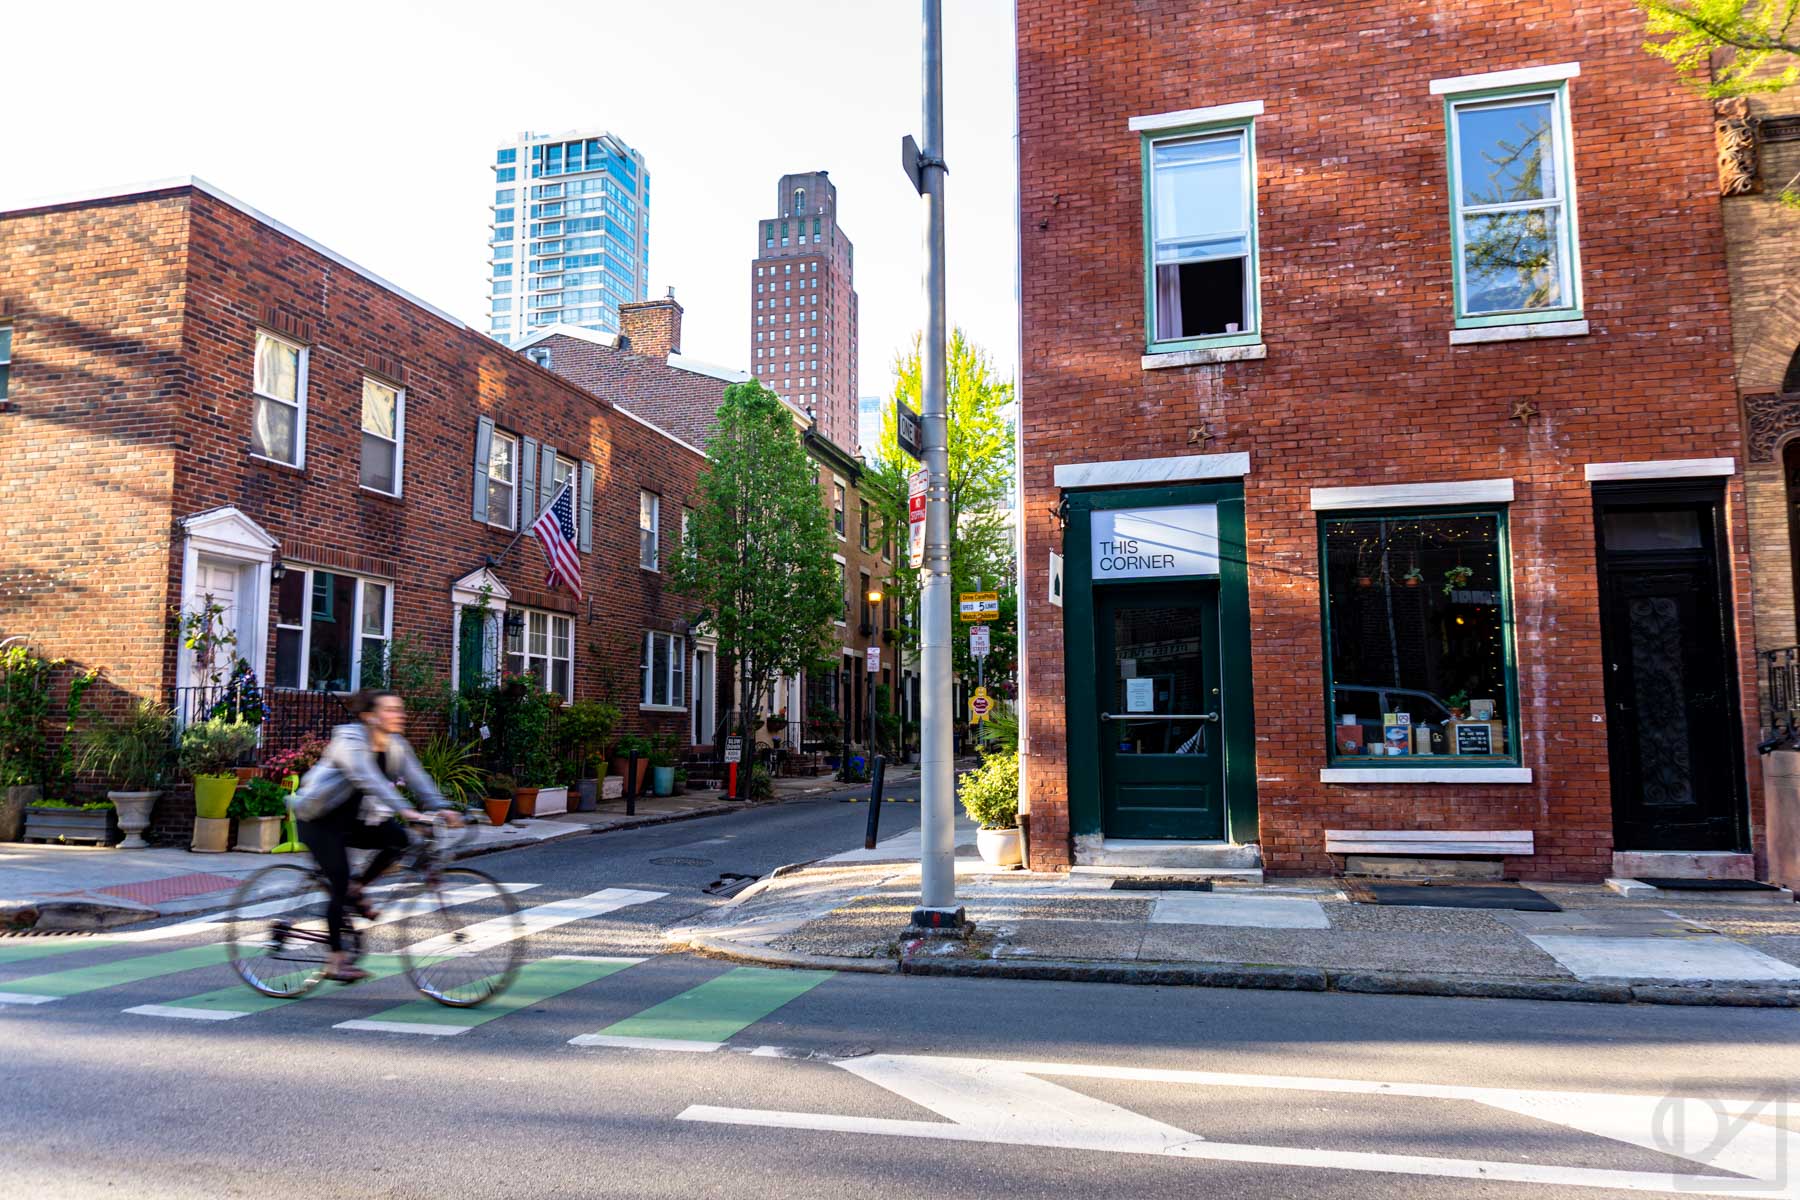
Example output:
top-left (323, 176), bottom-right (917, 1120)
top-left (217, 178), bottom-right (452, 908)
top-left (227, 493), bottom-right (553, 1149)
top-left (4, 785), bottom-right (1797, 1200)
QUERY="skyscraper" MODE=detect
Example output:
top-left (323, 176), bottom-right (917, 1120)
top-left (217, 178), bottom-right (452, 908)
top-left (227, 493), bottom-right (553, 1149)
top-left (488, 129), bottom-right (650, 345)
top-left (858, 394), bottom-right (882, 461)
top-left (748, 171), bottom-right (859, 448)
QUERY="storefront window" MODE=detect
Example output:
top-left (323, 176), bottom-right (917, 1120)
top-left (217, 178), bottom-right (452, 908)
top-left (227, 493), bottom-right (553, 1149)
top-left (1321, 510), bottom-right (1515, 762)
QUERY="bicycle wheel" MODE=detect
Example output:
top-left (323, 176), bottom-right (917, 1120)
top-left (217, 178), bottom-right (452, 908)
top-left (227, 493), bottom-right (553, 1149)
top-left (396, 867), bottom-right (523, 1007)
top-left (224, 863), bottom-right (334, 999)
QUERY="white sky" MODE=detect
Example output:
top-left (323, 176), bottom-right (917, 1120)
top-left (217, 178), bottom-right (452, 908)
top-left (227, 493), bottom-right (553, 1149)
top-left (0, 0), bottom-right (1020, 394)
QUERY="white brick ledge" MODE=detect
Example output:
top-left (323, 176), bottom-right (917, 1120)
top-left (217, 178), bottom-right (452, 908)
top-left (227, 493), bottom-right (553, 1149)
top-left (1449, 319), bottom-right (1588, 345)
top-left (1129, 100), bottom-right (1264, 132)
top-left (1142, 343), bottom-right (1267, 370)
top-left (1054, 452), bottom-right (1250, 490)
top-left (1584, 457), bottom-right (1735, 482)
top-left (1310, 479), bottom-right (1513, 511)
top-left (1430, 62), bottom-right (1580, 95)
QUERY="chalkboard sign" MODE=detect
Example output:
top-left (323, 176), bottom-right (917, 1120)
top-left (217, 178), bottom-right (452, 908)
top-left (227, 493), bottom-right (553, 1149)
top-left (1455, 722), bottom-right (1493, 756)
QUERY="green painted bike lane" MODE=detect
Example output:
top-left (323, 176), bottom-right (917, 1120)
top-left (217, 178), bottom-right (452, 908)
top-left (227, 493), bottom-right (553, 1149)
top-left (569, 966), bottom-right (835, 1052)
top-left (0, 944), bottom-right (230, 1004)
top-left (336, 956), bottom-right (642, 1035)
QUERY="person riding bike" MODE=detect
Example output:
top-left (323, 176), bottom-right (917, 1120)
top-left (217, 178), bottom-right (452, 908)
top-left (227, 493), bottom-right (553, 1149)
top-left (292, 689), bottom-right (461, 982)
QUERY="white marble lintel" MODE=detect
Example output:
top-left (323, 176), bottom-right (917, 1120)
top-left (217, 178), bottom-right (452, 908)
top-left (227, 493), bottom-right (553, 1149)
top-left (1309, 478), bottom-right (1513, 511)
top-left (1584, 457), bottom-right (1735, 482)
top-left (1054, 452), bottom-right (1251, 490)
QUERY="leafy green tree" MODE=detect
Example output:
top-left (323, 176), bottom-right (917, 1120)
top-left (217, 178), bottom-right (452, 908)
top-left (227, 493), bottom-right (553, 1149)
top-left (864, 329), bottom-right (1018, 694)
top-left (1639, 0), bottom-right (1800, 204)
top-left (673, 382), bottom-right (841, 795)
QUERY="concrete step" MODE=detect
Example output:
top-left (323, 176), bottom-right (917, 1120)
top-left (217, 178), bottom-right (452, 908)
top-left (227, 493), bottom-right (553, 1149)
top-left (1083, 839), bottom-right (1264, 871)
top-left (1611, 851), bottom-right (1755, 881)
top-left (1069, 865), bottom-right (1265, 883)
top-left (1606, 877), bottom-right (1795, 904)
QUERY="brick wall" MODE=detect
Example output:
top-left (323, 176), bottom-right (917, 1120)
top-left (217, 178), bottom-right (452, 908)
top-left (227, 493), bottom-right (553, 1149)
top-left (1016, 0), bottom-right (1759, 878)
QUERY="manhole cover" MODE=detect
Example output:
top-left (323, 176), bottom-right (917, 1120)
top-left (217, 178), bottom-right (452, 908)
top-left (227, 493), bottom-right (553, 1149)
top-left (650, 856), bottom-right (713, 867)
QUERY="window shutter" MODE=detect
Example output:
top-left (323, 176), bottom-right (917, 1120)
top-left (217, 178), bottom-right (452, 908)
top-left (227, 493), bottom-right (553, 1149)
top-left (578, 461), bottom-right (595, 553)
top-left (521, 436), bottom-right (539, 528)
top-left (472, 416), bottom-right (494, 523)
top-left (539, 443), bottom-right (557, 516)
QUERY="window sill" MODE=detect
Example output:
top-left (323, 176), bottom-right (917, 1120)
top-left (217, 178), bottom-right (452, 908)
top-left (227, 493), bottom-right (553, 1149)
top-left (1320, 767), bottom-right (1532, 784)
top-left (638, 703), bottom-right (688, 714)
top-left (359, 486), bottom-right (403, 503)
top-left (1448, 319), bottom-right (1587, 346)
top-left (1142, 343), bottom-right (1267, 370)
top-left (484, 519), bottom-right (517, 533)
top-left (249, 453), bottom-right (305, 473)
top-left (641, 565), bottom-right (660, 574)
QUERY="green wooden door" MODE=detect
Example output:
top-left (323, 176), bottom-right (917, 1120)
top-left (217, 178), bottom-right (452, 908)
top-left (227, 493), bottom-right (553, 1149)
top-left (1096, 583), bottom-right (1225, 839)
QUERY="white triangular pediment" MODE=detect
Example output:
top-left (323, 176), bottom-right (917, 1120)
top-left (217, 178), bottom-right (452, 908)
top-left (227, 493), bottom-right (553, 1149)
top-left (181, 506), bottom-right (278, 556)
top-left (451, 567), bottom-right (512, 607)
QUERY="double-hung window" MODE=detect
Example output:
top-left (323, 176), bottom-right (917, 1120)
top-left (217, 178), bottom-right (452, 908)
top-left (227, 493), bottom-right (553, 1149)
top-left (1439, 69), bottom-right (1581, 329)
top-left (1139, 109), bottom-right (1260, 353)
top-left (486, 431), bottom-right (518, 529)
top-left (639, 490), bottom-right (660, 570)
top-left (274, 568), bottom-right (391, 692)
top-left (0, 324), bottom-right (11, 400)
top-left (252, 330), bottom-right (307, 465)
top-left (1319, 506), bottom-right (1519, 767)
top-left (832, 480), bottom-right (847, 538)
top-left (505, 608), bottom-right (573, 700)
top-left (641, 630), bottom-right (686, 709)
top-left (360, 377), bottom-right (403, 495)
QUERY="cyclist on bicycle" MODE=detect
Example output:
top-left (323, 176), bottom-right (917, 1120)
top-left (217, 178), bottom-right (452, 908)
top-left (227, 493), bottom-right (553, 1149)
top-left (292, 689), bottom-right (461, 982)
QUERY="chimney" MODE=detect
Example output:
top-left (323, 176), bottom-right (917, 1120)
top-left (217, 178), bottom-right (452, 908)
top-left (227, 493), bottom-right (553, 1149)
top-left (618, 288), bottom-right (683, 359)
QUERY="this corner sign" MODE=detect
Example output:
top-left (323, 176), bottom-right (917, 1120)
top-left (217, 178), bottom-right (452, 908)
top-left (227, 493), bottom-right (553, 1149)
top-left (1091, 504), bottom-right (1219, 580)
top-left (896, 399), bottom-right (923, 462)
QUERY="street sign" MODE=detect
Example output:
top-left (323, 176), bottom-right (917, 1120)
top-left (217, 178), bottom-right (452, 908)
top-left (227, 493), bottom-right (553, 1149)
top-left (723, 736), bottom-right (743, 764)
top-left (969, 686), bottom-right (993, 723)
top-left (969, 625), bottom-right (990, 658)
top-left (907, 468), bottom-right (928, 570)
top-left (959, 591), bottom-right (999, 622)
top-left (896, 399), bottom-right (923, 462)
top-left (866, 644), bottom-right (882, 672)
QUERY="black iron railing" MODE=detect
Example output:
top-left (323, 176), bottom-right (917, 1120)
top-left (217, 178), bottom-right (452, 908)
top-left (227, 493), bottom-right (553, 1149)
top-left (1762, 646), bottom-right (1800, 752)
top-left (169, 685), bottom-right (350, 761)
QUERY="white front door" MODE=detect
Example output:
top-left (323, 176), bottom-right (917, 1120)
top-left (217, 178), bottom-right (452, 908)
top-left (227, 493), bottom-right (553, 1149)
top-left (693, 646), bottom-right (715, 746)
top-left (189, 555), bottom-right (249, 689)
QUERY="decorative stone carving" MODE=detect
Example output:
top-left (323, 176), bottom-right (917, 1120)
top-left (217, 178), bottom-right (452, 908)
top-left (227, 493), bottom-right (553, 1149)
top-left (1716, 97), bottom-right (1762, 197)
top-left (1744, 391), bottom-right (1800, 463)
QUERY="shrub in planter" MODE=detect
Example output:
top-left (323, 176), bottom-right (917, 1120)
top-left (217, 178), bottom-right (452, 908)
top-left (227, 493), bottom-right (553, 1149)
top-left (415, 736), bottom-right (484, 812)
top-left (482, 773), bottom-right (516, 826)
top-left (179, 717), bottom-right (259, 819)
top-left (262, 737), bottom-right (326, 783)
top-left (24, 798), bottom-right (119, 845)
top-left (609, 734), bottom-right (652, 791)
top-left (959, 751), bottom-right (1021, 868)
top-left (749, 764), bottom-right (774, 802)
top-left (76, 700), bottom-right (174, 849)
top-left (228, 776), bottom-right (290, 852)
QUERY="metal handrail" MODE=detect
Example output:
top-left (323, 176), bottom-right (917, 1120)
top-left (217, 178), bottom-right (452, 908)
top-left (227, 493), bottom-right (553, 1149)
top-left (1101, 711), bottom-right (1219, 722)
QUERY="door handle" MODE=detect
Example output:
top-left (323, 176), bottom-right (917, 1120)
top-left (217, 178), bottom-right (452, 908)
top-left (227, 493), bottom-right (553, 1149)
top-left (1102, 712), bottom-right (1220, 722)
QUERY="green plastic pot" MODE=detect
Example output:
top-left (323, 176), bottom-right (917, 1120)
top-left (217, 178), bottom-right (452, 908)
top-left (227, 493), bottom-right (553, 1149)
top-left (192, 774), bottom-right (239, 820)
top-left (652, 765), bottom-right (675, 796)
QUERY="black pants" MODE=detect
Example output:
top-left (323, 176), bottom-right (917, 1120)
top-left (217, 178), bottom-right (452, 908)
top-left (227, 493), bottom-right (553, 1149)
top-left (297, 802), bottom-right (409, 952)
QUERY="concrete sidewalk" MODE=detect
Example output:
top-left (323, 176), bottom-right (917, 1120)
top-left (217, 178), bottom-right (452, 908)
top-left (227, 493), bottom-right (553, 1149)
top-left (0, 792), bottom-right (745, 931)
top-left (669, 826), bottom-right (1800, 1007)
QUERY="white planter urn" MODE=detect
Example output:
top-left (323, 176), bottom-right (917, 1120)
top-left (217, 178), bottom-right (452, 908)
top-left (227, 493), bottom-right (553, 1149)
top-left (976, 825), bottom-right (1022, 869)
top-left (108, 791), bottom-right (159, 849)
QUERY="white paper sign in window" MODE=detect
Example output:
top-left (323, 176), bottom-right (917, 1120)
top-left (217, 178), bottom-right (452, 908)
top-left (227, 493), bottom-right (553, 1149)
top-left (1092, 504), bottom-right (1219, 580)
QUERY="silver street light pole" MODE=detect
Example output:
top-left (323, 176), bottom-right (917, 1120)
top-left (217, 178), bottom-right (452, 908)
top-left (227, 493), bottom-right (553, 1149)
top-left (908, 0), bottom-right (959, 927)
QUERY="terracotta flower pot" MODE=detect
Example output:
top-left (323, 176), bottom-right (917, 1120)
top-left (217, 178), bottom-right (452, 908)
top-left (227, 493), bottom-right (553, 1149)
top-left (483, 797), bottom-right (512, 826)
top-left (512, 786), bottom-right (539, 819)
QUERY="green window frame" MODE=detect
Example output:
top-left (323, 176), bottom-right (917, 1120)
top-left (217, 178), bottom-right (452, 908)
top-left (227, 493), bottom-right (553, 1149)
top-left (1443, 82), bottom-right (1582, 329)
top-left (1318, 506), bottom-right (1521, 768)
top-left (1140, 118), bottom-right (1261, 355)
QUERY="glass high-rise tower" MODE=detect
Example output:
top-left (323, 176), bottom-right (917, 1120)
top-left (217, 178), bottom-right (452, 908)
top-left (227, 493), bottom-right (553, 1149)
top-left (488, 129), bottom-right (650, 345)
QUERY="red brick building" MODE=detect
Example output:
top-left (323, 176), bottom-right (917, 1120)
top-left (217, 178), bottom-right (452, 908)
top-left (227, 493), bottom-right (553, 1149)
top-left (0, 180), bottom-right (709, 836)
top-left (1015, 1), bottom-right (1764, 881)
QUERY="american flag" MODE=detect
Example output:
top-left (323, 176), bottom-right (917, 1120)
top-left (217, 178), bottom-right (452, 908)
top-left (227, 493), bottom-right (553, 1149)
top-left (532, 477), bottom-right (583, 600)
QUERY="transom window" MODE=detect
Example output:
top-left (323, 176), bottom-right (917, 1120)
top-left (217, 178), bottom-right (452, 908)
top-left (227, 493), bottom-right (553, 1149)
top-left (641, 630), bottom-right (686, 709)
top-left (360, 378), bottom-right (403, 495)
top-left (1145, 126), bottom-right (1258, 349)
top-left (274, 568), bottom-right (391, 693)
top-left (1446, 88), bottom-right (1579, 324)
top-left (487, 431), bottom-right (518, 530)
top-left (1321, 510), bottom-right (1517, 765)
top-left (252, 330), bottom-right (307, 465)
top-left (506, 608), bottom-right (574, 701)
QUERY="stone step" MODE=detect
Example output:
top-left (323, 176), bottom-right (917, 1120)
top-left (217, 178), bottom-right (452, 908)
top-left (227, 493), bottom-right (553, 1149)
top-left (1611, 851), bottom-right (1755, 881)
top-left (1079, 839), bottom-right (1264, 872)
top-left (1069, 865), bottom-right (1265, 883)
top-left (1606, 877), bottom-right (1795, 905)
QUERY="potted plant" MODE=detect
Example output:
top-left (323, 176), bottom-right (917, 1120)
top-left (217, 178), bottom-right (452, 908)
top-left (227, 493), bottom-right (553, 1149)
top-left (648, 734), bottom-right (679, 797)
top-left (23, 798), bottom-right (119, 845)
top-left (1401, 567), bottom-right (1423, 588)
top-left (558, 700), bottom-right (619, 812)
top-left (959, 751), bottom-right (1022, 868)
top-left (228, 776), bottom-right (290, 852)
top-left (263, 737), bottom-right (326, 784)
top-left (75, 700), bottom-right (174, 849)
top-left (416, 736), bottom-right (485, 813)
top-left (1442, 565), bottom-right (1474, 596)
top-left (1446, 690), bottom-right (1469, 721)
top-left (178, 716), bottom-right (259, 853)
top-left (609, 734), bottom-right (652, 793)
top-left (482, 773), bottom-right (516, 827)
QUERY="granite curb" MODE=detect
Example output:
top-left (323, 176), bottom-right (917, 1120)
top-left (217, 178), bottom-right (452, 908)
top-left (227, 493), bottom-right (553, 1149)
top-left (676, 931), bottom-right (900, 974)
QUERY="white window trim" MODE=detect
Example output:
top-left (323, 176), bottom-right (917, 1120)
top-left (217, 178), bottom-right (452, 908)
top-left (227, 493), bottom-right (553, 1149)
top-left (505, 606), bottom-right (575, 702)
top-left (1054, 452), bottom-right (1250, 490)
top-left (1128, 99), bottom-right (1264, 132)
top-left (1584, 457), bottom-right (1735, 482)
top-left (1430, 62), bottom-right (1580, 96)
top-left (273, 565), bottom-right (393, 693)
top-left (1310, 478), bottom-right (1513, 511)
top-left (639, 629), bottom-right (687, 712)
top-left (640, 490), bottom-right (661, 572)
top-left (253, 329), bottom-right (308, 468)
top-left (487, 430), bottom-right (519, 531)
top-left (359, 376), bottom-right (405, 498)
top-left (1321, 767), bottom-right (1533, 784)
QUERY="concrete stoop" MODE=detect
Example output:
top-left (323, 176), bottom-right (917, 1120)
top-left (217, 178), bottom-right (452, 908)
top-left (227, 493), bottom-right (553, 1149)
top-left (1072, 838), bottom-right (1264, 882)
top-left (1610, 850), bottom-right (1755, 880)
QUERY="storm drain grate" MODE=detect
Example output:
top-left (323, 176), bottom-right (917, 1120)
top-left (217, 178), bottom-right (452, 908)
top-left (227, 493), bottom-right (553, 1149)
top-left (649, 856), bottom-right (714, 867)
top-left (1110, 878), bottom-right (1213, 892)
top-left (703, 873), bottom-right (760, 899)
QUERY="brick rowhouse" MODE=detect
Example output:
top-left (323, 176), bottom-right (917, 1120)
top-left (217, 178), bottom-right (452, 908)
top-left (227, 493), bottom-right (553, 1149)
top-left (1015, 0), bottom-right (1765, 881)
top-left (0, 181), bottom-right (709, 841)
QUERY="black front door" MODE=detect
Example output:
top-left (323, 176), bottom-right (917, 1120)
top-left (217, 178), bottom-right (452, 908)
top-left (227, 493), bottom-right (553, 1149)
top-left (1594, 485), bottom-right (1746, 852)
top-left (1096, 584), bottom-right (1225, 840)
